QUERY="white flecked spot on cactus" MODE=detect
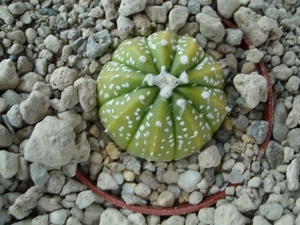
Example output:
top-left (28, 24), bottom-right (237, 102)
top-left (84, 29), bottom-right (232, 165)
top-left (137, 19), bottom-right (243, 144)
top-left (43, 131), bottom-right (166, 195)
top-left (180, 55), bottom-right (189, 65)
top-left (97, 30), bottom-right (226, 161)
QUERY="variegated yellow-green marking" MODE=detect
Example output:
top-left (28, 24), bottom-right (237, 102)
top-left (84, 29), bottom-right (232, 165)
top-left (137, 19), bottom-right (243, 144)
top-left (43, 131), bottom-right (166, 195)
top-left (97, 30), bottom-right (227, 162)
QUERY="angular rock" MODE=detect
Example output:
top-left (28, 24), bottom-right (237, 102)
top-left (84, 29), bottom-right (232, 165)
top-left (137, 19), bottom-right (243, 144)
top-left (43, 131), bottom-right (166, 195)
top-left (117, 15), bottom-right (134, 40)
top-left (86, 30), bottom-right (112, 58)
top-left (272, 64), bottom-right (293, 81)
top-left (247, 120), bottom-right (269, 144)
top-left (30, 162), bottom-right (50, 188)
top-left (214, 203), bottom-right (245, 225)
top-left (9, 186), bottom-right (42, 220)
top-left (75, 190), bottom-right (96, 209)
top-left (217, 0), bottom-right (240, 18)
top-left (198, 145), bottom-right (222, 168)
top-left (118, 0), bottom-right (147, 17)
top-left (259, 202), bottom-right (283, 221)
top-left (0, 150), bottom-right (18, 179)
top-left (168, 6), bottom-right (189, 31)
top-left (0, 125), bottom-right (13, 148)
top-left (286, 95), bottom-right (300, 128)
top-left (19, 91), bottom-right (50, 125)
top-left (196, 13), bottom-right (225, 42)
top-left (74, 78), bottom-right (97, 112)
top-left (0, 59), bottom-right (19, 90)
top-left (156, 190), bottom-right (175, 207)
top-left (50, 67), bottom-right (78, 91)
top-left (44, 35), bottom-right (62, 54)
top-left (99, 208), bottom-right (130, 225)
top-left (265, 141), bottom-right (284, 169)
top-left (145, 6), bottom-right (168, 23)
top-left (273, 101), bottom-right (289, 143)
top-left (178, 170), bottom-right (202, 193)
top-left (234, 192), bottom-right (257, 213)
top-left (234, 7), bottom-right (268, 46)
top-left (286, 158), bottom-right (300, 191)
top-left (24, 116), bottom-right (75, 167)
top-left (233, 73), bottom-right (268, 109)
top-left (97, 172), bottom-right (119, 190)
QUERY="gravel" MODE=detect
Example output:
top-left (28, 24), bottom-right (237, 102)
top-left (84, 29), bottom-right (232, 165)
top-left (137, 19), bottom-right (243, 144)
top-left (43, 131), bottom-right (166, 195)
top-left (0, 0), bottom-right (300, 224)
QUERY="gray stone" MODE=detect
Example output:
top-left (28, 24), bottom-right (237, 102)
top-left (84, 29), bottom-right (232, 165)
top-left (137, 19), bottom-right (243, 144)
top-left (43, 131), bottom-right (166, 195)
top-left (0, 125), bottom-right (13, 148)
top-left (286, 95), bottom-right (300, 128)
top-left (50, 67), bottom-right (78, 91)
top-left (0, 6), bottom-right (14, 24)
top-left (253, 215), bottom-right (271, 225)
top-left (0, 59), bottom-right (19, 91)
top-left (30, 163), bottom-right (50, 188)
top-left (45, 170), bottom-right (66, 194)
top-left (234, 192), bottom-right (257, 213)
top-left (228, 170), bottom-right (244, 184)
top-left (188, 191), bottom-right (203, 205)
top-left (19, 91), bottom-right (50, 125)
top-left (8, 186), bottom-right (42, 220)
top-left (49, 209), bottom-right (68, 225)
top-left (198, 207), bottom-right (215, 224)
top-left (118, 0), bottom-right (146, 17)
top-left (259, 202), bottom-right (283, 221)
top-left (265, 141), bottom-right (284, 169)
top-left (198, 145), bottom-right (222, 168)
top-left (0, 150), bottom-right (18, 179)
top-left (100, 208), bottom-right (130, 225)
top-left (214, 203), bottom-right (245, 225)
top-left (217, 0), bottom-right (240, 18)
top-left (24, 116), bottom-right (75, 167)
top-left (139, 170), bottom-right (159, 190)
top-left (286, 158), bottom-right (300, 191)
top-left (286, 128), bottom-right (300, 152)
top-left (75, 190), bottom-right (95, 209)
top-left (156, 190), bottom-right (175, 207)
top-left (85, 30), bottom-right (111, 58)
top-left (16, 72), bottom-right (44, 93)
top-left (60, 179), bottom-right (87, 196)
top-left (247, 120), bottom-right (269, 145)
top-left (44, 35), bottom-right (63, 54)
top-left (196, 13), bottom-right (225, 42)
top-left (97, 172), bottom-right (119, 190)
top-left (134, 182), bottom-right (151, 199)
top-left (161, 215), bottom-right (185, 225)
top-left (31, 215), bottom-right (49, 225)
top-left (133, 14), bottom-right (152, 36)
top-left (128, 213), bottom-right (147, 225)
top-left (123, 155), bottom-right (141, 175)
top-left (101, 0), bottom-right (118, 20)
top-left (74, 78), bottom-right (97, 112)
top-left (272, 64), bottom-right (293, 81)
top-left (82, 203), bottom-right (103, 225)
top-left (187, 0), bottom-right (201, 15)
top-left (234, 7), bottom-right (268, 46)
top-left (168, 6), bottom-right (189, 31)
top-left (273, 102), bottom-right (289, 143)
top-left (177, 170), bottom-right (201, 193)
top-left (117, 15), bottom-right (134, 40)
top-left (233, 73), bottom-right (268, 109)
top-left (145, 6), bottom-right (168, 23)
top-left (225, 28), bottom-right (243, 46)
top-left (285, 76), bottom-right (300, 93)
top-left (8, 2), bottom-right (26, 15)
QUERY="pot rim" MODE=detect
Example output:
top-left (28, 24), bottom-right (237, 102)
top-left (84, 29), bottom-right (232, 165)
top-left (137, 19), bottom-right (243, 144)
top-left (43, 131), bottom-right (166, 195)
top-left (75, 15), bottom-right (274, 216)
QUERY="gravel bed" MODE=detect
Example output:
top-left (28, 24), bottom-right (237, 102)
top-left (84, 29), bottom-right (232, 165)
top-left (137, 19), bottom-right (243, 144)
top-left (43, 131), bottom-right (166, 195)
top-left (0, 0), bottom-right (300, 224)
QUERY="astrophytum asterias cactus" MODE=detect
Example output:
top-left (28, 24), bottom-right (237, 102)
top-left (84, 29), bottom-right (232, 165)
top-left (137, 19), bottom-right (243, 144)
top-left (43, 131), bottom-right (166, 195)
top-left (97, 30), bottom-right (227, 162)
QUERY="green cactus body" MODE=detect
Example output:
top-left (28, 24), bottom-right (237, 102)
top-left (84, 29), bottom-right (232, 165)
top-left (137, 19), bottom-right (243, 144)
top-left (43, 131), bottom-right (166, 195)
top-left (97, 30), bottom-right (227, 162)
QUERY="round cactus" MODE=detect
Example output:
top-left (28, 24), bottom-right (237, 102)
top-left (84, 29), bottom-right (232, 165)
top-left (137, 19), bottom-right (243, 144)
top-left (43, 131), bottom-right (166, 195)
top-left (97, 30), bottom-right (227, 162)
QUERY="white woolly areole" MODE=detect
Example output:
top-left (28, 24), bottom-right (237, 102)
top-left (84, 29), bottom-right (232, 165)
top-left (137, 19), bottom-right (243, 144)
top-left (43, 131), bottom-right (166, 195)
top-left (143, 66), bottom-right (189, 99)
top-left (180, 55), bottom-right (189, 65)
top-left (139, 55), bottom-right (147, 63)
top-left (176, 99), bottom-right (186, 116)
top-left (160, 39), bottom-right (168, 46)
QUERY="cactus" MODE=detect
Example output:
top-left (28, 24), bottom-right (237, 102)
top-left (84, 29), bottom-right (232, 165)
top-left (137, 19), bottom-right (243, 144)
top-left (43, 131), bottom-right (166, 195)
top-left (97, 30), bottom-right (227, 162)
